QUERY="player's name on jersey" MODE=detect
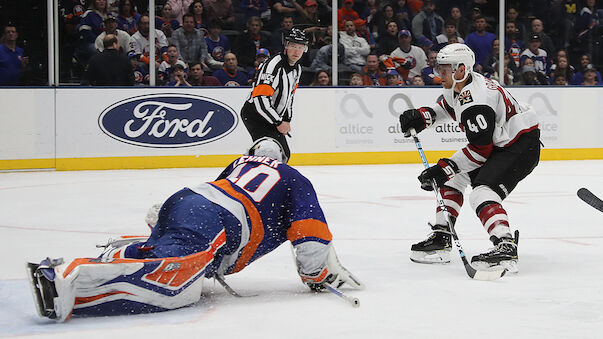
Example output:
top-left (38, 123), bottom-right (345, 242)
top-left (233, 155), bottom-right (281, 168)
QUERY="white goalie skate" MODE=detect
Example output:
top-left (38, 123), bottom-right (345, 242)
top-left (26, 257), bottom-right (76, 322)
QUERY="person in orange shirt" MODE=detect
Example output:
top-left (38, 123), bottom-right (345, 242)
top-left (337, 0), bottom-right (360, 30)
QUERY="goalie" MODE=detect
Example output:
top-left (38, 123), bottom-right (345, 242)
top-left (398, 44), bottom-right (541, 272)
top-left (26, 138), bottom-right (363, 322)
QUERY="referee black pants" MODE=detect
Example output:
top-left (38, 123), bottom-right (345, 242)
top-left (240, 102), bottom-right (291, 159)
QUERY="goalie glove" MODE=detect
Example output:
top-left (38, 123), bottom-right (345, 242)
top-left (399, 107), bottom-right (436, 137)
top-left (299, 246), bottom-right (365, 291)
top-left (418, 158), bottom-right (460, 191)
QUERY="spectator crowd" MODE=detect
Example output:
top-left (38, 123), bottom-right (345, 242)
top-left (1, 0), bottom-right (602, 87)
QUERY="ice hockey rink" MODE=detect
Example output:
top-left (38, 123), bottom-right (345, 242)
top-left (1, 160), bottom-right (602, 338)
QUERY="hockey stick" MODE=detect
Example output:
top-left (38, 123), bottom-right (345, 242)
top-left (577, 188), bottom-right (603, 212)
top-left (409, 128), bottom-right (506, 281)
top-left (325, 283), bottom-right (360, 308)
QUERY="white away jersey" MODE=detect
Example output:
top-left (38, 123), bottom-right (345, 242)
top-left (430, 73), bottom-right (539, 172)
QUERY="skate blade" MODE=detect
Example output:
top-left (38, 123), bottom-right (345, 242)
top-left (472, 260), bottom-right (519, 274)
top-left (410, 250), bottom-right (451, 264)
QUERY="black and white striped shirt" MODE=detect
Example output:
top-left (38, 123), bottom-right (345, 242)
top-left (246, 54), bottom-right (302, 125)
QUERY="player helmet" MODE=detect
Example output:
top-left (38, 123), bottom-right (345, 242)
top-left (436, 43), bottom-right (475, 82)
top-left (284, 28), bottom-right (309, 48)
top-left (247, 137), bottom-right (289, 163)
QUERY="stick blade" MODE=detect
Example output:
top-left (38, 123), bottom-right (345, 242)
top-left (577, 188), bottom-right (603, 212)
top-left (465, 263), bottom-right (506, 281)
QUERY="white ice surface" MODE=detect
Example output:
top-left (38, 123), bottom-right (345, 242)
top-left (1, 161), bottom-right (602, 338)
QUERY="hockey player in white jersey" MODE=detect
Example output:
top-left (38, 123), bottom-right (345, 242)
top-left (398, 44), bottom-right (541, 272)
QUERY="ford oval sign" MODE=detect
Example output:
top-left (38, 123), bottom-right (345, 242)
top-left (98, 93), bottom-right (238, 148)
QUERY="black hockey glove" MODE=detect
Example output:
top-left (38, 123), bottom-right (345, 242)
top-left (418, 158), bottom-right (459, 191)
top-left (399, 107), bottom-right (435, 137)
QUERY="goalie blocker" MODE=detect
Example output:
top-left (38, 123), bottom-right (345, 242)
top-left (26, 138), bottom-right (363, 322)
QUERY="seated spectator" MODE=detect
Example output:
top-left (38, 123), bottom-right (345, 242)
top-left (0, 24), bottom-right (28, 86)
top-left (480, 38), bottom-right (501, 75)
top-left (170, 13), bottom-right (208, 68)
top-left (529, 18), bottom-right (556, 56)
top-left (130, 53), bottom-right (150, 86)
top-left (390, 29), bottom-right (427, 83)
top-left (84, 34), bottom-right (134, 86)
top-left (572, 54), bottom-right (603, 85)
top-left (248, 48), bottom-right (271, 79)
top-left (95, 16), bottom-right (131, 54)
top-left (167, 63), bottom-right (191, 86)
top-left (77, 0), bottom-right (109, 64)
top-left (116, 0), bottom-right (140, 35)
top-left (504, 21), bottom-right (523, 66)
top-left (337, 0), bottom-right (361, 31)
top-left (310, 43), bottom-right (344, 72)
top-left (349, 72), bottom-right (363, 86)
top-left (548, 56), bottom-right (574, 85)
top-left (271, 15), bottom-right (294, 55)
top-left (504, 7), bottom-right (527, 43)
top-left (411, 0), bottom-right (443, 42)
top-left (310, 69), bottom-right (331, 86)
top-left (362, 54), bottom-right (386, 86)
top-left (233, 17), bottom-right (271, 69)
top-left (491, 61), bottom-right (514, 86)
top-left (377, 21), bottom-right (401, 56)
top-left (421, 50), bottom-right (440, 86)
top-left (203, 0), bottom-right (235, 30)
top-left (519, 34), bottom-right (550, 77)
top-left (464, 15), bottom-right (497, 68)
top-left (131, 14), bottom-right (169, 68)
top-left (205, 19), bottom-right (230, 71)
top-left (188, 62), bottom-right (221, 86)
top-left (447, 6), bottom-right (470, 39)
top-left (300, 1), bottom-right (329, 49)
top-left (239, 0), bottom-right (268, 23)
top-left (354, 19), bottom-right (376, 51)
top-left (579, 65), bottom-right (602, 86)
top-left (516, 58), bottom-right (548, 85)
top-left (158, 44), bottom-right (188, 84)
top-left (553, 72), bottom-right (567, 86)
top-left (166, 0), bottom-right (193, 24)
top-left (385, 69), bottom-right (402, 86)
top-left (410, 74), bottom-right (425, 86)
top-left (156, 2), bottom-right (182, 39)
top-left (373, 4), bottom-right (402, 39)
top-left (188, 0), bottom-right (209, 31)
top-left (339, 20), bottom-right (370, 72)
top-left (270, 0), bottom-right (304, 31)
top-left (212, 52), bottom-right (249, 86)
top-left (393, 0), bottom-right (413, 31)
top-left (435, 20), bottom-right (464, 50)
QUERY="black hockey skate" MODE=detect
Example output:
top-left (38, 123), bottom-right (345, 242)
top-left (471, 231), bottom-right (519, 273)
top-left (410, 223), bottom-right (452, 264)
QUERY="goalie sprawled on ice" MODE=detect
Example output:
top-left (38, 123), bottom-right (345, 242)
top-left (26, 138), bottom-right (363, 322)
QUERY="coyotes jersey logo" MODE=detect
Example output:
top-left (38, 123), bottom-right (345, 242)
top-left (458, 90), bottom-right (473, 105)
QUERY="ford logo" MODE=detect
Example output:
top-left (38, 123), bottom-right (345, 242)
top-left (98, 93), bottom-right (238, 148)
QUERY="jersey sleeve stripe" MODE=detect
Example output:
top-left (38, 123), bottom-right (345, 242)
top-left (287, 219), bottom-right (333, 244)
top-left (211, 180), bottom-right (265, 274)
top-left (253, 96), bottom-right (280, 123)
top-left (467, 142), bottom-right (494, 159)
top-left (252, 84), bottom-right (275, 97)
top-left (462, 147), bottom-right (485, 165)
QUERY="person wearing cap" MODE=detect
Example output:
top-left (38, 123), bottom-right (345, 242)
top-left (84, 33), bottom-right (134, 86)
top-left (411, 0), bottom-right (444, 42)
top-left (95, 16), bottom-right (132, 54)
top-left (241, 28), bottom-right (309, 160)
top-left (390, 29), bottom-right (428, 82)
top-left (338, 0), bottom-right (361, 31)
top-left (519, 34), bottom-right (550, 76)
top-left (248, 48), bottom-right (271, 79)
top-left (339, 20), bottom-right (370, 72)
top-left (464, 15), bottom-right (496, 67)
top-left (354, 18), bottom-right (376, 50)
top-left (129, 52), bottom-right (150, 86)
top-left (385, 68), bottom-right (402, 86)
top-left (298, 0), bottom-right (328, 48)
top-left (581, 65), bottom-right (602, 86)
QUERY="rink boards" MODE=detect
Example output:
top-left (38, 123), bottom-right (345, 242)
top-left (1, 86), bottom-right (602, 170)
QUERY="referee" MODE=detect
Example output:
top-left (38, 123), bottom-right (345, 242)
top-left (241, 28), bottom-right (309, 160)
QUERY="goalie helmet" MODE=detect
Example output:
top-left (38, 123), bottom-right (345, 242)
top-left (436, 43), bottom-right (475, 82)
top-left (247, 137), bottom-right (289, 163)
